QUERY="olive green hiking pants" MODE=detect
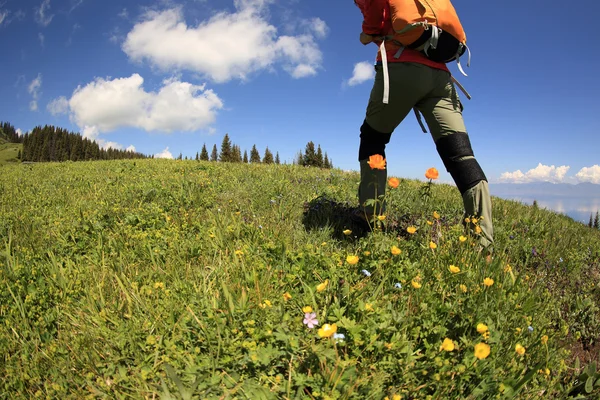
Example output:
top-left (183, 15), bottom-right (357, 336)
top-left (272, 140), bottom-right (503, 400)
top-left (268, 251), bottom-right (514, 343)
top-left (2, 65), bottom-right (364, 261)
top-left (358, 62), bottom-right (494, 248)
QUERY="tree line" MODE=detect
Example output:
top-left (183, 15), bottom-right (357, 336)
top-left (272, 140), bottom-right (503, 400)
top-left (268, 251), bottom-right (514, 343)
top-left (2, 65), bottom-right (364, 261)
top-left (0, 122), bottom-right (24, 144)
top-left (2, 120), bottom-right (334, 169)
top-left (19, 124), bottom-right (148, 162)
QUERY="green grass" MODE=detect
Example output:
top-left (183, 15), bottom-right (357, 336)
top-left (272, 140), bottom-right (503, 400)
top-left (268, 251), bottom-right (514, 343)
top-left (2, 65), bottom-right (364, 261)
top-left (0, 141), bottom-right (22, 164)
top-left (1, 159), bottom-right (599, 399)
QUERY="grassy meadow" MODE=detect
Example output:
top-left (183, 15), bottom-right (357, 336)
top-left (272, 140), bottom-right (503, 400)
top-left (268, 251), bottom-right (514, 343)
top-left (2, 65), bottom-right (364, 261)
top-left (1, 159), bottom-right (599, 399)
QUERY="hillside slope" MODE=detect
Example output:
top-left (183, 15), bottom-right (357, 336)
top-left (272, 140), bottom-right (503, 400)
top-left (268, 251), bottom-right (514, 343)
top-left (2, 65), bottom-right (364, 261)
top-left (0, 159), bottom-right (599, 398)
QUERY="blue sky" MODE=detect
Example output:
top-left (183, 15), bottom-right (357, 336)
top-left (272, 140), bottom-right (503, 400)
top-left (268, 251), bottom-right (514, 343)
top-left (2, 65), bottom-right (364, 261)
top-left (1, 0), bottom-right (599, 185)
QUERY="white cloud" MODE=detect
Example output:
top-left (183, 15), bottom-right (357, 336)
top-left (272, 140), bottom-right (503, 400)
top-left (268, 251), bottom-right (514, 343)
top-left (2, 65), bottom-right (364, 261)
top-left (68, 74), bottom-right (223, 134)
top-left (126, 145), bottom-right (136, 152)
top-left (305, 17), bottom-right (328, 39)
top-left (122, 5), bottom-right (326, 83)
top-left (155, 147), bottom-right (173, 159)
top-left (345, 61), bottom-right (375, 86)
top-left (118, 8), bottom-right (128, 19)
top-left (16, 129), bottom-right (23, 136)
top-left (47, 96), bottom-right (69, 115)
top-left (575, 165), bottom-right (600, 184)
top-left (1, 9), bottom-right (26, 26)
top-left (28, 73), bottom-right (42, 111)
top-left (0, 10), bottom-right (8, 25)
top-left (69, 0), bottom-right (84, 13)
top-left (35, 0), bottom-right (54, 27)
top-left (38, 32), bottom-right (45, 47)
top-left (499, 163), bottom-right (570, 184)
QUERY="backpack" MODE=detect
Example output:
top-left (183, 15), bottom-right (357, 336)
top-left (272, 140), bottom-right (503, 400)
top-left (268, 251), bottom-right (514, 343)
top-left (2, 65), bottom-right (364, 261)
top-left (389, 0), bottom-right (469, 70)
top-left (355, 0), bottom-right (470, 76)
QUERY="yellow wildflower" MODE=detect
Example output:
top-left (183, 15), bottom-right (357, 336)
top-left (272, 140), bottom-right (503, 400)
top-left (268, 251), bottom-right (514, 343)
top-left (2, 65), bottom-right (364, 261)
top-left (504, 264), bottom-right (512, 273)
top-left (459, 284), bottom-right (467, 293)
top-left (365, 303), bottom-right (374, 312)
top-left (235, 250), bottom-right (244, 256)
top-left (316, 279), bottom-right (329, 292)
top-left (515, 327), bottom-right (522, 334)
top-left (343, 229), bottom-right (352, 236)
top-left (477, 323), bottom-right (489, 334)
top-left (411, 280), bottom-right (422, 289)
top-left (427, 220), bottom-right (433, 226)
top-left (407, 226), bottom-right (417, 234)
top-left (440, 338), bottom-right (455, 352)
top-left (472, 218), bottom-right (478, 224)
top-left (378, 215), bottom-right (386, 221)
top-left (449, 265), bottom-right (460, 274)
top-left (363, 251), bottom-right (371, 256)
top-left (429, 241), bottom-right (437, 250)
top-left (346, 255), bottom-right (359, 265)
top-left (541, 335), bottom-right (548, 345)
top-left (433, 211), bottom-right (440, 219)
top-left (474, 342), bottom-right (491, 360)
top-left (475, 226), bottom-right (482, 234)
top-left (483, 278), bottom-right (494, 287)
top-left (283, 292), bottom-right (292, 301)
top-left (391, 246), bottom-right (402, 256)
top-left (515, 344), bottom-right (526, 355)
top-left (302, 306), bottom-right (313, 313)
top-left (459, 235), bottom-right (467, 242)
top-left (465, 217), bottom-right (471, 224)
top-left (317, 323), bottom-right (337, 338)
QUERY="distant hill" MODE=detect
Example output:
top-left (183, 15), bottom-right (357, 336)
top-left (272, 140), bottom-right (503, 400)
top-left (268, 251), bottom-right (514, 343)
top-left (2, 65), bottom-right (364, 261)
top-left (490, 182), bottom-right (600, 199)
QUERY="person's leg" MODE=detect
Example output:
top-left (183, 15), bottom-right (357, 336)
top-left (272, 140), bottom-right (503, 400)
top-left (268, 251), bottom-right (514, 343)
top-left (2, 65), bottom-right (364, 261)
top-left (358, 62), bottom-right (434, 217)
top-left (416, 70), bottom-right (494, 248)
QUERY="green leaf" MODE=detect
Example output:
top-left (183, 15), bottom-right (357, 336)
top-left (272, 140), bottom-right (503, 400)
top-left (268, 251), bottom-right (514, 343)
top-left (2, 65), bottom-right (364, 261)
top-left (585, 376), bottom-right (594, 394)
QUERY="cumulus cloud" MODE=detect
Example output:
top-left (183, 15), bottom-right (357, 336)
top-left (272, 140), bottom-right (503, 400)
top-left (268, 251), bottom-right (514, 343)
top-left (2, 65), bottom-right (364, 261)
top-left (499, 163), bottom-right (570, 184)
top-left (155, 147), bottom-right (173, 159)
top-left (68, 74), bottom-right (223, 134)
top-left (47, 96), bottom-right (69, 115)
top-left (16, 128), bottom-right (23, 136)
top-left (122, 4), bottom-right (326, 83)
top-left (126, 145), bottom-right (136, 152)
top-left (345, 61), bottom-right (375, 86)
top-left (35, 0), bottom-right (54, 27)
top-left (28, 74), bottom-right (42, 111)
top-left (575, 165), bottom-right (600, 184)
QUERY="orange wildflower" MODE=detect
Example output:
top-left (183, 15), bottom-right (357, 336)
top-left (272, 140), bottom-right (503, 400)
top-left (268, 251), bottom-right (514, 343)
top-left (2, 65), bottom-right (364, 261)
top-left (368, 154), bottom-right (386, 170)
top-left (425, 167), bottom-right (439, 180)
top-left (388, 177), bottom-right (400, 188)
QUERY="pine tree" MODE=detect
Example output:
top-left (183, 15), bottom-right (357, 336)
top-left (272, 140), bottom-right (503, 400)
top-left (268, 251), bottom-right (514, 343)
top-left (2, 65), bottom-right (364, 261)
top-left (263, 147), bottom-right (274, 164)
top-left (250, 144), bottom-right (261, 163)
top-left (594, 211), bottom-right (599, 229)
top-left (323, 154), bottom-right (330, 169)
top-left (200, 144), bottom-right (209, 161)
top-left (219, 133), bottom-right (232, 162)
top-left (232, 145), bottom-right (242, 163)
top-left (211, 144), bottom-right (218, 161)
top-left (295, 151), bottom-right (304, 166)
top-left (316, 145), bottom-right (324, 168)
top-left (177, 152), bottom-right (183, 160)
top-left (590, 214), bottom-right (594, 228)
top-left (195, 152), bottom-right (199, 161)
top-left (17, 149), bottom-right (22, 160)
top-left (303, 141), bottom-right (317, 167)
top-left (275, 152), bottom-right (280, 165)
top-left (243, 150), bottom-right (248, 163)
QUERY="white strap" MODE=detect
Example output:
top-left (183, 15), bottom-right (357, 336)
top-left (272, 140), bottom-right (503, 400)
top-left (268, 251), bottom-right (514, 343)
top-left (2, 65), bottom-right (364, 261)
top-left (423, 26), bottom-right (440, 56)
top-left (456, 44), bottom-right (471, 77)
top-left (381, 40), bottom-right (389, 104)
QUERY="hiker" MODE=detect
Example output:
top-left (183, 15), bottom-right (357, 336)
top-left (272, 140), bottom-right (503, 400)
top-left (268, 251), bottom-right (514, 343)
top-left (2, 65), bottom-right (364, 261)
top-left (354, 0), bottom-right (493, 248)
